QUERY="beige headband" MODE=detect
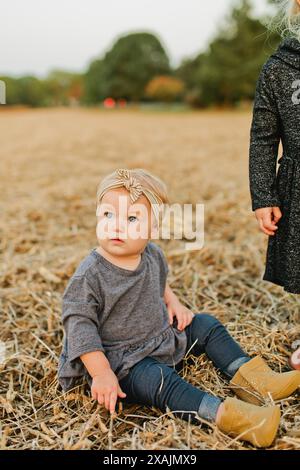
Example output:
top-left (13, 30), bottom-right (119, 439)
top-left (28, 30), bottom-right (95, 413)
top-left (97, 168), bottom-right (164, 225)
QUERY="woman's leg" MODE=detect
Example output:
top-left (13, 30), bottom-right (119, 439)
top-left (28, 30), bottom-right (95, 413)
top-left (177, 312), bottom-right (251, 379)
top-left (119, 355), bottom-right (222, 425)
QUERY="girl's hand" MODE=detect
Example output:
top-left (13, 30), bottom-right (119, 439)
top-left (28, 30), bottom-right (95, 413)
top-left (91, 369), bottom-right (127, 414)
top-left (166, 295), bottom-right (195, 331)
top-left (255, 206), bottom-right (282, 236)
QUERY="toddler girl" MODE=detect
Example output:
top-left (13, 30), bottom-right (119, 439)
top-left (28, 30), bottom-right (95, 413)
top-left (58, 168), bottom-right (300, 448)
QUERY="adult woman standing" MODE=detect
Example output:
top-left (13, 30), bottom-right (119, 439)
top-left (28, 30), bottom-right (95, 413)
top-left (249, 0), bottom-right (300, 368)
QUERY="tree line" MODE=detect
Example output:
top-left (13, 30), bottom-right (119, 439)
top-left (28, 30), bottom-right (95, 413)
top-left (0, 0), bottom-right (281, 108)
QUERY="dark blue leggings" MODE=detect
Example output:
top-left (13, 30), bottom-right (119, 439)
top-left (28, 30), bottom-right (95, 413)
top-left (119, 313), bottom-right (250, 424)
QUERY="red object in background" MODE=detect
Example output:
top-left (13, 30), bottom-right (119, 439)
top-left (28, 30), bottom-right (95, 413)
top-left (103, 97), bottom-right (116, 108)
top-left (118, 99), bottom-right (127, 108)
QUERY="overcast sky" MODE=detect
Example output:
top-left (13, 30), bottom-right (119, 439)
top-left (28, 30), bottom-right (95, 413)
top-left (0, 0), bottom-right (272, 77)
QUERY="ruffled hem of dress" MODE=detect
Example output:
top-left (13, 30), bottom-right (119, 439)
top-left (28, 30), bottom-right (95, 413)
top-left (115, 325), bottom-right (187, 381)
top-left (58, 325), bottom-right (188, 391)
top-left (263, 272), bottom-right (300, 294)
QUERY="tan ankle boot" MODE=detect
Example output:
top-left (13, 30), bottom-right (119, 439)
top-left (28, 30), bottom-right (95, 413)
top-left (230, 356), bottom-right (300, 405)
top-left (217, 397), bottom-right (280, 448)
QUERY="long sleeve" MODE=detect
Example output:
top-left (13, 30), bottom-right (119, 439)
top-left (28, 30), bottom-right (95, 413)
top-left (61, 274), bottom-right (105, 362)
top-left (249, 63), bottom-right (282, 211)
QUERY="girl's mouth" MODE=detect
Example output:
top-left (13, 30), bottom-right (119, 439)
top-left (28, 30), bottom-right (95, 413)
top-left (110, 238), bottom-right (124, 243)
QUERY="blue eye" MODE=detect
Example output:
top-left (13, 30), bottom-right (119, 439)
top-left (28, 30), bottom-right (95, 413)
top-left (104, 211), bottom-right (113, 219)
top-left (128, 215), bottom-right (138, 223)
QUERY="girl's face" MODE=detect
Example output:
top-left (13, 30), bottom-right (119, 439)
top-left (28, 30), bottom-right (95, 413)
top-left (96, 187), bottom-right (156, 257)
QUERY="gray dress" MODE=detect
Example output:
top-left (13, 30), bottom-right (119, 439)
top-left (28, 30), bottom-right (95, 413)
top-left (58, 241), bottom-right (187, 392)
top-left (249, 37), bottom-right (300, 294)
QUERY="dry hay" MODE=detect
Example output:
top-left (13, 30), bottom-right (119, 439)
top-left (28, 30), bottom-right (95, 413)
top-left (0, 107), bottom-right (299, 450)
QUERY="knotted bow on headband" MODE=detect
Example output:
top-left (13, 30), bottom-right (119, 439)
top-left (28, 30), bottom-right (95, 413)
top-left (97, 168), bottom-right (164, 226)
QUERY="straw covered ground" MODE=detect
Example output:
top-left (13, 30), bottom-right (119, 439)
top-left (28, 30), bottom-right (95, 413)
top-left (0, 107), bottom-right (299, 450)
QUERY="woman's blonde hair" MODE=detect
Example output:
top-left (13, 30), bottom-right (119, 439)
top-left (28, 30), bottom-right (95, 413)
top-left (96, 168), bottom-right (169, 226)
top-left (268, 0), bottom-right (300, 40)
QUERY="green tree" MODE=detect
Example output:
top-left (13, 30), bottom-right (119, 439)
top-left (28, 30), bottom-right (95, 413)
top-left (45, 70), bottom-right (83, 106)
top-left (0, 75), bottom-right (50, 106)
top-left (175, 54), bottom-right (206, 107)
top-left (82, 59), bottom-right (106, 104)
top-left (176, 0), bottom-right (281, 107)
top-left (0, 76), bottom-right (21, 105)
top-left (17, 76), bottom-right (49, 107)
top-left (83, 32), bottom-right (171, 103)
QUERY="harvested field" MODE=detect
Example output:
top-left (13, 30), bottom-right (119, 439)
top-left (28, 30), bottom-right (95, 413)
top-left (0, 107), bottom-right (299, 450)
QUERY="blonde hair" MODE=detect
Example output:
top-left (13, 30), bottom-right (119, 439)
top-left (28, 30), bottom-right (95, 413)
top-left (268, 0), bottom-right (300, 40)
top-left (96, 168), bottom-right (169, 226)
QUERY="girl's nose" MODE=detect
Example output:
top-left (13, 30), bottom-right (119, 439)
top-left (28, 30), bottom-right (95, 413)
top-left (111, 216), bottom-right (127, 234)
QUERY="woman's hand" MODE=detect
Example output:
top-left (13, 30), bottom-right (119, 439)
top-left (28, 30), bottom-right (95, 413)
top-left (91, 368), bottom-right (127, 414)
top-left (255, 206), bottom-right (282, 236)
